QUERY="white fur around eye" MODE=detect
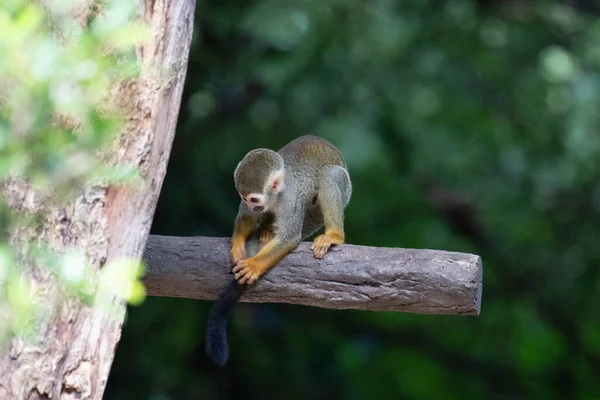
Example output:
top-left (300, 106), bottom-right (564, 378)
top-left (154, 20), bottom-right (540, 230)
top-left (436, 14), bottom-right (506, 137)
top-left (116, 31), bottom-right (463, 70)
top-left (242, 193), bottom-right (265, 205)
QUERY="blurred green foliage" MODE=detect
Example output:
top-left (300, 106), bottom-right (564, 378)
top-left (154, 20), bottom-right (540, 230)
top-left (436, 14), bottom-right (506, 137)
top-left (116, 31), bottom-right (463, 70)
top-left (0, 0), bottom-right (146, 344)
top-left (106, 0), bottom-right (600, 399)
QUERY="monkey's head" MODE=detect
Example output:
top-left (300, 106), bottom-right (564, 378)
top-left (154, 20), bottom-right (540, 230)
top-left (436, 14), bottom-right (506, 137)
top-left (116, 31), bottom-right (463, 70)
top-left (234, 148), bottom-right (285, 214)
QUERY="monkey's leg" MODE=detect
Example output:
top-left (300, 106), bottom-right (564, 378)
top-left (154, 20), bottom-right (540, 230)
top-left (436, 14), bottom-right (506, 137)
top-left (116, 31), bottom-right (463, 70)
top-left (257, 213), bottom-right (276, 247)
top-left (259, 227), bottom-right (275, 247)
top-left (311, 165), bottom-right (352, 259)
top-left (231, 206), bottom-right (257, 265)
top-left (232, 237), bottom-right (300, 284)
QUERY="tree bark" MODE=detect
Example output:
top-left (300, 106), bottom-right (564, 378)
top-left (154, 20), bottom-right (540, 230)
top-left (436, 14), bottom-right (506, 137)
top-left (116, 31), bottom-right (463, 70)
top-left (0, 1), bottom-right (195, 399)
top-left (143, 235), bottom-right (483, 316)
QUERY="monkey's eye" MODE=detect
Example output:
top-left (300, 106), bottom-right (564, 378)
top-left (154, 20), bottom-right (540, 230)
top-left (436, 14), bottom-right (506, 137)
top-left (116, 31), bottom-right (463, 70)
top-left (240, 194), bottom-right (247, 201)
top-left (249, 197), bottom-right (259, 203)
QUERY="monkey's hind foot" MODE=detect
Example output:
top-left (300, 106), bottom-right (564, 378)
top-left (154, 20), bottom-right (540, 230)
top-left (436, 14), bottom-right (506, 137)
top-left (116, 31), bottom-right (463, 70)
top-left (232, 257), bottom-right (265, 285)
top-left (259, 228), bottom-right (275, 247)
top-left (311, 232), bottom-right (344, 259)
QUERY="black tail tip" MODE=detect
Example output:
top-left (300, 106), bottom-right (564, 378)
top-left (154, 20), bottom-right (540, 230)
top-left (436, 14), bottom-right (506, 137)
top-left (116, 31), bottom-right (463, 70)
top-left (205, 337), bottom-right (229, 367)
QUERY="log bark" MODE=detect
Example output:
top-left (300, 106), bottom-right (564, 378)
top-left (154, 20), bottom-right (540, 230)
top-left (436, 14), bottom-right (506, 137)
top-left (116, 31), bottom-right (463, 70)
top-left (143, 235), bottom-right (483, 316)
top-left (0, 1), bottom-right (195, 399)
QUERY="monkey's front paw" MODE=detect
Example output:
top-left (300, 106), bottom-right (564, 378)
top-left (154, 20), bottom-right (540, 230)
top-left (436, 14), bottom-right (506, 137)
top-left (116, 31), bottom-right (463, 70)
top-left (311, 233), bottom-right (344, 259)
top-left (230, 244), bottom-right (247, 266)
top-left (232, 258), bottom-right (265, 285)
top-left (259, 228), bottom-right (275, 247)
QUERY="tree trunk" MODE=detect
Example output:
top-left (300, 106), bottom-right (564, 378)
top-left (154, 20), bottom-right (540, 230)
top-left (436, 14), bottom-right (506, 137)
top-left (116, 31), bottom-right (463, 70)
top-left (0, 1), bottom-right (195, 399)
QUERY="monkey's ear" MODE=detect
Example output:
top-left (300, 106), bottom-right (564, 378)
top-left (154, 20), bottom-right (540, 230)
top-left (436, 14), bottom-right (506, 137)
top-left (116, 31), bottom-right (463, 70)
top-left (268, 170), bottom-right (285, 192)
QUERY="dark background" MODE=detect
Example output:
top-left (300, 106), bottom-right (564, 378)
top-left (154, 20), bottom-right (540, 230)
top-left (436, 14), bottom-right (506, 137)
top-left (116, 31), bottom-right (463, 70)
top-left (105, 0), bottom-right (600, 399)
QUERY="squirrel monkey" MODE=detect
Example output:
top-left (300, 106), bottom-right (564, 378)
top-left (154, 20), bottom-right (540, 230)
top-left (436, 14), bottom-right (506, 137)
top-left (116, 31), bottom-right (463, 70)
top-left (205, 135), bottom-right (352, 366)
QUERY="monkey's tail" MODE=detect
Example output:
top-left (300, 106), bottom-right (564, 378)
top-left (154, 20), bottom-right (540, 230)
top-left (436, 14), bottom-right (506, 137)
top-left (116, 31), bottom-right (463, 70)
top-left (205, 279), bottom-right (247, 367)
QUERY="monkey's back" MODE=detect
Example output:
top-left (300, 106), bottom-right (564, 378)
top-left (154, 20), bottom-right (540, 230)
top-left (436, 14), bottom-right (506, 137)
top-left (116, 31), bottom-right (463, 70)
top-left (278, 135), bottom-right (346, 201)
top-left (278, 135), bottom-right (346, 170)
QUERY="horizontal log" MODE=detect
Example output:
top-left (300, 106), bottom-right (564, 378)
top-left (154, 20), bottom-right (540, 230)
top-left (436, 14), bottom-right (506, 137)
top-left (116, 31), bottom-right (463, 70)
top-left (142, 235), bottom-right (482, 316)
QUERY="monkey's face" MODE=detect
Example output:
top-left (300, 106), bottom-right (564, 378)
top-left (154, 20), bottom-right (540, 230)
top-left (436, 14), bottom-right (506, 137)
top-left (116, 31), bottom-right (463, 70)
top-left (238, 169), bottom-right (284, 214)
top-left (239, 192), bottom-right (267, 214)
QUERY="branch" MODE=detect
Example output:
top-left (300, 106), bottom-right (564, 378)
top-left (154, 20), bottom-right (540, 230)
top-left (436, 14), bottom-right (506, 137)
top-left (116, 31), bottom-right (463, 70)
top-left (142, 235), bottom-right (483, 316)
